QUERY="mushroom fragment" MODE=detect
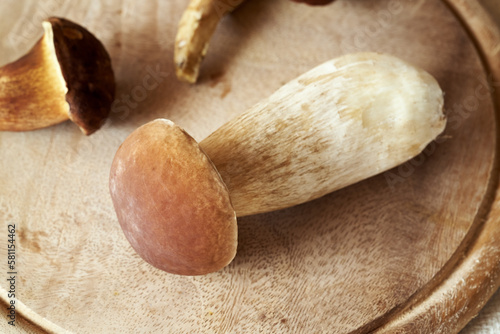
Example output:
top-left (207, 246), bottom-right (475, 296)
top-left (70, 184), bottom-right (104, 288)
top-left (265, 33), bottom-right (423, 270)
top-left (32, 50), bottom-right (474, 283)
top-left (110, 52), bottom-right (446, 275)
top-left (174, 0), bottom-right (246, 83)
top-left (174, 0), bottom-right (336, 84)
top-left (0, 17), bottom-right (115, 135)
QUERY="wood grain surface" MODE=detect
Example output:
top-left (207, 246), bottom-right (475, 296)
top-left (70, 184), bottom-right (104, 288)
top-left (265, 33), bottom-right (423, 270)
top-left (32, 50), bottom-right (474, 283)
top-left (461, 1), bottom-right (500, 331)
top-left (0, 0), bottom-right (499, 333)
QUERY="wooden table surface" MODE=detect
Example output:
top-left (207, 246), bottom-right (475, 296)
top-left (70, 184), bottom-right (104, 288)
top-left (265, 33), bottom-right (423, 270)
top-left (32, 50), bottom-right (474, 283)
top-left (1, 0), bottom-right (500, 333)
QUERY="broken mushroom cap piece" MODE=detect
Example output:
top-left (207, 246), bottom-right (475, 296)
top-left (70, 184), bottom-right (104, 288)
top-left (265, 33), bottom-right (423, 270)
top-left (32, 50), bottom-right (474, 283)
top-left (0, 17), bottom-right (115, 135)
top-left (109, 119), bottom-right (237, 276)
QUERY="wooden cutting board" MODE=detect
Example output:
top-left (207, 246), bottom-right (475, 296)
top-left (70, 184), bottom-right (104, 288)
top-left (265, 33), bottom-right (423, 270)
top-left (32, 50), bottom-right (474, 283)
top-left (0, 0), bottom-right (499, 333)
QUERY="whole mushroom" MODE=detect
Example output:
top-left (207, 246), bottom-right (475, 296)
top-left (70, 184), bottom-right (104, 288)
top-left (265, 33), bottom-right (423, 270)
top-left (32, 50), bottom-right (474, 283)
top-left (110, 52), bottom-right (446, 275)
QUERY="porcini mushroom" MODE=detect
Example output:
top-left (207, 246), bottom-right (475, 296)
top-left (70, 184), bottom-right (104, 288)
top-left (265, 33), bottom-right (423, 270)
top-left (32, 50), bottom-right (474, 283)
top-left (0, 17), bottom-right (115, 135)
top-left (110, 52), bottom-right (446, 275)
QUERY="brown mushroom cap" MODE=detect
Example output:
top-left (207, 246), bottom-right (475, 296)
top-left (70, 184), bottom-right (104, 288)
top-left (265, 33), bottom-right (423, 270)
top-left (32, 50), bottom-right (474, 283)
top-left (109, 119), bottom-right (237, 276)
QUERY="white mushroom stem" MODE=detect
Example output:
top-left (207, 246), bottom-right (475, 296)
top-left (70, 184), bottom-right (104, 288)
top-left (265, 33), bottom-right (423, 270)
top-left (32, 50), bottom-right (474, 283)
top-left (200, 52), bottom-right (446, 216)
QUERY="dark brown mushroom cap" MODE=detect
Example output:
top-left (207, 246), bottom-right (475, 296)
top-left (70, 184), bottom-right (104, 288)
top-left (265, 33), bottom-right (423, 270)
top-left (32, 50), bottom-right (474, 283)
top-left (49, 17), bottom-right (115, 135)
top-left (109, 119), bottom-right (237, 276)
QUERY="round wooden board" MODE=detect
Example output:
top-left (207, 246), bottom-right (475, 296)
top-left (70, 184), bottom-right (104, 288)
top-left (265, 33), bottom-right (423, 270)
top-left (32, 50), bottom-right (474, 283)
top-left (0, 0), bottom-right (499, 333)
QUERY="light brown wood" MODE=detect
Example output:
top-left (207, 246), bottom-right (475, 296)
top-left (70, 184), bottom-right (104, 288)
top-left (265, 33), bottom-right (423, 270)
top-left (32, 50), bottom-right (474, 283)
top-left (0, 0), bottom-right (498, 333)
